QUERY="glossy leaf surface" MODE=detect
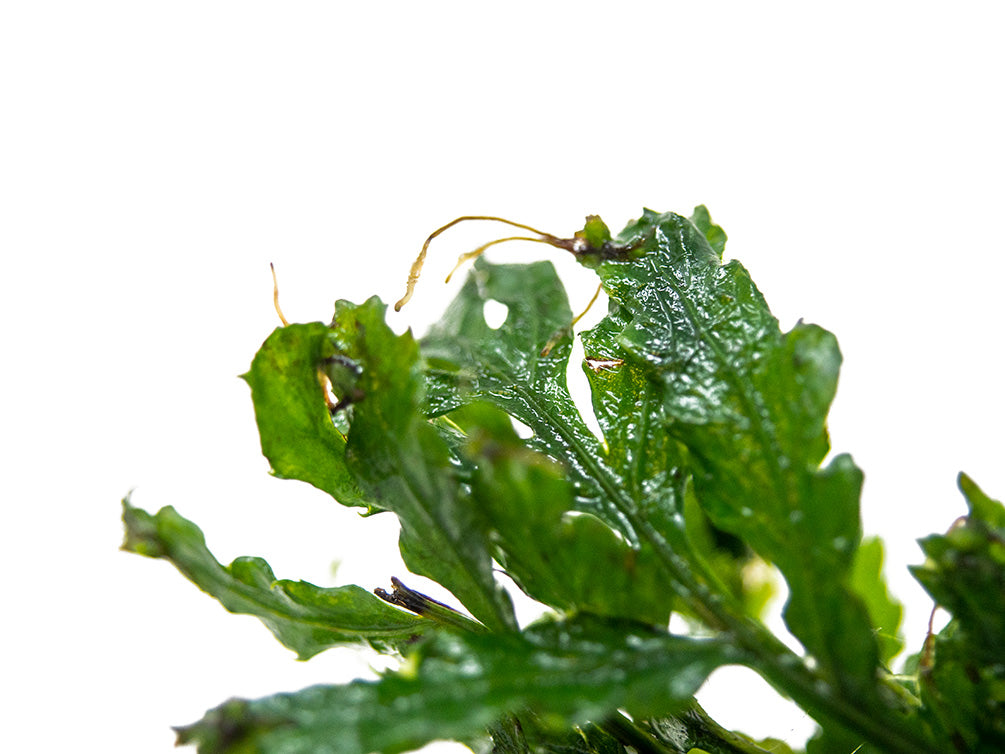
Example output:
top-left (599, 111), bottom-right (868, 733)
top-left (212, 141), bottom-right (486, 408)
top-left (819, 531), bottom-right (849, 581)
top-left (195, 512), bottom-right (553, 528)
top-left (123, 206), bottom-right (978, 754)
top-left (461, 402), bottom-right (672, 626)
top-left (587, 209), bottom-right (879, 695)
top-left (175, 615), bottom-right (737, 754)
top-left (242, 322), bottom-right (371, 509)
top-left (420, 259), bottom-right (637, 541)
top-left (121, 499), bottom-right (427, 658)
top-left (326, 297), bottom-right (516, 632)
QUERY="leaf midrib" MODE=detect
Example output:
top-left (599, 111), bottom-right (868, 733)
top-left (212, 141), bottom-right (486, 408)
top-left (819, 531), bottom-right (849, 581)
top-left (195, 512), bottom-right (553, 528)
top-left (640, 242), bottom-right (843, 681)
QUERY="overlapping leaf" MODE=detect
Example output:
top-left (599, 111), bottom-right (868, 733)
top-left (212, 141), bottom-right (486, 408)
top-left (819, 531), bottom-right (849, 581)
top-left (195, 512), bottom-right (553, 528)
top-left (910, 473), bottom-right (1005, 751)
top-left (584, 209), bottom-right (879, 694)
top-left (460, 402), bottom-right (672, 626)
top-left (324, 297), bottom-right (516, 632)
top-left (420, 259), bottom-right (637, 543)
top-left (579, 303), bottom-right (686, 538)
top-left (175, 615), bottom-right (738, 754)
top-left (579, 286), bottom-right (764, 619)
top-left (121, 499), bottom-right (427, 658)
top-left (123, 205), bottom-right (960, 754)
top-left (242, 305), bottom-right (514, 631)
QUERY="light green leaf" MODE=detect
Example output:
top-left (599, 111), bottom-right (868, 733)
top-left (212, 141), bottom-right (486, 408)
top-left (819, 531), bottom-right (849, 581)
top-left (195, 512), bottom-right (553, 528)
top-left (849, 536), bottom-right (904, 665)
top-left (326, 297), bottom-right (516, 632)
top-left (175, 615), bottom-right (738, 754)
top-left (241, 322), bottom-right (371, 509)
top-left (120, 498), bottom-right (427, 658)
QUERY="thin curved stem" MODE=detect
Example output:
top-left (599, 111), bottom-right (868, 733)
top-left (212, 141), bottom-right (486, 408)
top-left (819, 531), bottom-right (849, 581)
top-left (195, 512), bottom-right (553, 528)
top-left (395, 216), bottom-right (564, 311)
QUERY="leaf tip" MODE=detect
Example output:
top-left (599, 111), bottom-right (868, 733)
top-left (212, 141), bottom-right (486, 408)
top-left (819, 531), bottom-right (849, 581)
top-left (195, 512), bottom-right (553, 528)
top-left (120, 499), bottom-right (167, 558)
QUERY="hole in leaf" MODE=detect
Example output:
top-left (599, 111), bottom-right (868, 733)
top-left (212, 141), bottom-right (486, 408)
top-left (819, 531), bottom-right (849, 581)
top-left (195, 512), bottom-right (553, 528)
top-left (567, 336), bottom-right (605, 445)
top-left (510, 417), bottom-right (534, 439)
top-left (482, 299), bottom-right (508, 329)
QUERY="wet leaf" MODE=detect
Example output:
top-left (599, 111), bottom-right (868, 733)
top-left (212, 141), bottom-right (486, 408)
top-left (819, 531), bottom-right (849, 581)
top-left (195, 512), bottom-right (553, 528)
top-left (125, 206), bottom-right (950, 754)
top-left (461, 402), bottom-right (672, 626)
top-left (242, 322), bottom-right (371, 509)
top-left (121, 498), bottom-right (426, 658)
top-left (420, 259), bottom-right (637, 542)
top-left (326, 297), bottom-right (516, 632)
top-left (588, 209), bottom-right (879, 695)
top-left (175, 615), bottom-right (737, 754)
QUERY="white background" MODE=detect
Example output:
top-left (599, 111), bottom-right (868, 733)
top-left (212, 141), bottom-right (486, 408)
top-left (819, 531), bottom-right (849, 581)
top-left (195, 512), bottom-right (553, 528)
top-left (3, 3), bottom-right (1004, 752)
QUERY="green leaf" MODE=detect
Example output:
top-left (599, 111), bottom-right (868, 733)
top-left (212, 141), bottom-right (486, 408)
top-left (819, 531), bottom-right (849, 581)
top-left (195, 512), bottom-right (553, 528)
top-left (689, 205), bottom-right (727, 257)
top-left (175, 615), bottom-right (738, 754)
top-left (128, 206), bottom-right (955, 754)
top-left (849, 536), bottom-right (905, 665)
top-left (579, 301), bottom-right (687, 540)
top-left (420, 258), bottom-right (638, 543)
top-left (491, 715), bottom-right (630, 754)
top-left (241, 322), bottom-right (371, 509)
top-left (579, 292), bottom-right (763, 620)
top-left (461, 402), bottom-right (672, 626)
top-left (120, 498), bottom-right (427, 658)
top-left (588, 209), bottom-right (880, 696)
top-left (642, 702), bottom-right (796, 754)
top-left (909, 473), bottom-right (1005, 750)
top-left (912, 473), bottom-right (1005, 664)
top-left (326, 297), bottom-right (516, 632)
top-left (579, 214), bottom-right (613, 251)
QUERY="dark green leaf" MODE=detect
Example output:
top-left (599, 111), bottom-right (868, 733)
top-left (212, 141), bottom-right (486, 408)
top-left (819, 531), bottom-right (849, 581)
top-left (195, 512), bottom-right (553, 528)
top-left (642, 701), bottom-right (796, 754)
top-left (579, 302), bottom-right (686, 540)
top-left (176, 615), bottom-right (738, 754)
top-left (588, 210), bottom-right (879, 695)
top-left (421, 260), bottom-right (727, 625)
top-left (806, 725), bottom-right (881, 754)
top-left (488, 716), bottom-right (532, 754)
top-left (420, 259), bottom-right (638, 543)
top-left (492, 715), bottom-right (629, 754)
top-left (580, 293), bottom-right (763, 620)
top-left (121, 498), bottom-right (427, 658)
top-left (462, 402), bottom-right (672, 626)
